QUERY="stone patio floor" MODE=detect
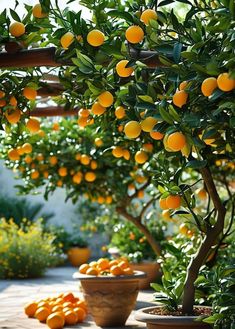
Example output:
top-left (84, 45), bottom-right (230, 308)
top-left (0, 267), bottom-right (157, 329)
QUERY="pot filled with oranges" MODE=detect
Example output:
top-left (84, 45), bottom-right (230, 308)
top-left (73, 258), bottom-right (146, 327)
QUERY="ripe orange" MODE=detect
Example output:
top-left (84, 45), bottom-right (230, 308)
top-left (60, 31), bottom-right (74, 49)
top-left (138, 190), bottom-right (144, 198)
top-left (9, 96), bottom-right (17, 107)
top-left (124, 121), bottom-right (141, 139)
top-left (179, 81), bottom-right (188, 91)
top-left (5, 108), bottom-right (21, 124)
top-left (110, 265), bottom-right (123, 276)
top-left (201, 77), bottom-right (218, 96)
top-left (140, 9), bottom-right (158, 25)
top-left (8, 149), bottom-right (20, 161)
top-left (17, 146), bottom-right (24, 155)
top-left (134, 150), bottom-right (148, 164)
top-left (123, 267), bottom-right (134, 275)
top-left (97, 258), bottom-right (110, 270)
top-left (57, 180), bottom-right (63, 187)
top-left (72, 172), bottom-right (83, 184)
top-left (87, 29), bottom-right (105, 47)
top-left (166, 132), bottom-right (186, 151)
top-left (58, 167), bottom-right (67, 177)
top-left (26, 118), bottom-right (40, 133)
top-left (23, 87), bottom-right (37, 100)
top-left (217, 72), bottom-right (235, 92)
top-left (141, 117), bottom-right (157, 132)
top-left (49, 156), bottom-right (58, 165)
top-left (24, 302), bottom-right (37, 317)
top-left (52, 122), bottom-right (60, 131)
top-left (159, 197), bottom-right (167, 210)
top-left (106, 195), bottom-right (113, 204)
top-left (85, 171), bottom-right (96, 182)
top-left (179, 223), bottom-right (188, 235)
top-left (32, 4), bottom-right (48, 18)
top-left (116, 60), bottom-right (134, 77)
top-left (80, 154), bottom-right (90, 165)
top-left (195, 187), bottom-right (207, 200)
top-left (125, 25), bottom-right (144, 44)
top-left (94, 137), bottom-right (103, 147)
top-left (166, 195), bottom-right (181, 209)
top-left (0, 91), bottom-right (5, 98)
top-left (77, 116), bottom-right (89, 127)
top-left (112, 146), bottom-right (123, 158)
top-left (86, 267), bottom-right (99, 276)
top-left (98, 91), bottom-right (114, 107)
top-left (73, 307), bottom-right (86, 322)
top-left (79, 263), bottom-right (90, 274)
top-left (150, 131), bottom-right (164, 140)
top-left (90, 160), bottom-right (98, 169)
top-left (24, 155), bottom-right (33, 164)
top-left (162, 209), bottom-right (171, 221)
top-left (91, 102), bottom-right (106, 115)
top-left (63, 292), bottom-right (75, 303)
top-left (9, 21), bottom-right (25, 37)
top-left (115, 106), bottom-right (126, 119)
top-left (172, 90), bottom-right (188, 108)
top-left (0, 99), bottom-right (6, 107)
top-left (123, 149), bottom-right (131, 160)
top-left (75, 300), bottom-right (87, 313)
top-left (78, 108), bottom-right (90, 117)
top-left (46, 312), bottom-right (64, 329)
top-left (35, 306), bottom-right (50, 322)
top-left (31, 170), bottom-right (40, 179)
top-left (64, 310), bottom-right (78, 325)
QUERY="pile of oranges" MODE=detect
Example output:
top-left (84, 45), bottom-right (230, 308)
top-left (79, 258), bottom-right (134, 276)
top-left (24, 292), bottom-right (87, 329)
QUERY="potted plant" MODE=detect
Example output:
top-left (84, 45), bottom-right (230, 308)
top-left (66, 234), bottom-right (91, 267)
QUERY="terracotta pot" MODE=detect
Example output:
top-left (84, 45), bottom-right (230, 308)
top-left (73, 271), bottom-right (146, 327)
top-left (130, 262), bottom-right (161, 289)
top-left (67, 247), bottom-right (91, 267)
top-left (135, 306), bottom-right (212, 329)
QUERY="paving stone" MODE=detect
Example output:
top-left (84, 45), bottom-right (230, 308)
top-left (0, 267), bottom-right (156, 329)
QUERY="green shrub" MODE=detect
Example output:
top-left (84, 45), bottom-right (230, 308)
top-left (0, 218), bottom-right (61, 279)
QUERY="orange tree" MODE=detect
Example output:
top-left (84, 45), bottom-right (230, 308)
top-left (0, 0), bottom-right (234, 315)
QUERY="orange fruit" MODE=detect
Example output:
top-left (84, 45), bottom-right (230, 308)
top-left (201, 77), bottom-right (218, 97)
top-left (91, 102), bottom-right (106, 115)
top-left (24, 155), bottom-right (33, 164)
top-left (118, 260), bottom-right (129, 270)
top-left (115, 106), bottom-right (125, 119)
top-left (166, 195), bottom-right (181, 209)
top-left (62, 302), bottom-right (73, 309)
top-left (31, 170), bottom-right (40, 179)
top-left (110, 265), bottom-right (123, 276)
top-left (9, 96), bottom-right (17, 107)
top-left (35, 306), bottom-right (50, 322)
top-left (75, 300), bottom-right (87, 313)
top-left (124, 121), bottom-right (141, 139)
top-left (138, 190), bottom-right (144, 198)
top-left (90, 160), bottom-right (98, 169)
top-left (86, 267), bottom-right (99, 276)
top-left (112, 146), bottom-right (123, 158)
top-left (57, 180), bottom-right (63, 187)
top-left (26, 118), bottom-right (40, 133)
top-left (195, 187), bottom-right (207, 200)
top-left (179, 223), bottom-right (188, 235)
top-left (97, 196), bottom-right (105, 204)
top-left (109, 260), bottom-right (118, 267)
top-left (72, 172), bottom-right (83, 184)
top-left (16, 146), bottom-right (24, 155)
top-left (8, 149), bottom-right (20, 161)
top-left (179, 81), bottom-right (188, 91)
top-left (162, 209), bottom-right (172, 221)
top-left (106, 195), bottom-right (113, 204)
top-left (9, 21), bottom-right (25, 37)
top-left (172, 90), bottom-right (188, 108)
top-left (87, 29), bottom-right (105, 47)
top-left (77, 116), bottom-right (89, 127)
top-left (23, 87), bottom-right (37, 100)
top-left (46, 312), bottom-right (64, 329)
top-left (58, 167), bottom-right (67, 177)
top-left (140, 9), bottom-right (158, 25)
top-left (0, 99), bottom-right (6, 107)
top-left (5, 108), bottom-right (21, 124)
top-left (116, 60), bottom-right (134, 77)
top-left (159, 197), bottom-right (168, 210)
top-left (24, 302), bottom-right (38, 317)
top-left (80, 154), bottom-right (90, 165)
top-left (98, 91), bottom-right (114, 107)
top-left (64, 310), bottom-right (78, 325)
top-left (51, 305), bottom-right (63, 313)
top-left (63, 293), bottom-right (75, 303)
top-left (78, 108), bottom-right (90, 118)
top-left (123, 149), bottom-right (131, 160)
top-left (166, 132), bottom-right (186, 151)
top-left (0, 91), bottom-right (5, 98)
top-left (85, 171), bottom-right (96, 182)
top-left (79, 263), bottom-right (90, 274)
top-left (94, 137), bottom-right (103, 147)
top-left (97, 258), bottom-right (110, 270)
top-left (60, 31), bottom-right (74, 49)
top-left (125, 25), bottom-right (144, 44)
top-left (73, 307), bottom-right (86, 322)
top-left (150, 131), bottom-right (164, 140)
top-left (52, 122), bottom-right (60, 131)
top-left (49, 156), bottom-right (58, 165)
top-left (141, 117), bottom-right (157, 132)
top-left (217, 72), bottom-right (235, 92)
top-left (32, 3), bottom-right (48, 18)
top-left (123, 267), bottom-right (134, 275)
top-left (134, 150), bottom-right (148, 164)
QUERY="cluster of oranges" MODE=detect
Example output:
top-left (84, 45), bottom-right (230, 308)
top-left (79, 258), bottom-right (134, 277)
top-left (159, 194), bottom-right (182, 210)
top-left (24, 292), bottom-right (87, 329)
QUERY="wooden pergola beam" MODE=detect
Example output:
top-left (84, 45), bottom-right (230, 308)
top-left (0, 47), bottom-right (162, 68)
top-left (38, 83), bottom-right (64, 97)
top-left (30, 106), bottom-right (78, 117)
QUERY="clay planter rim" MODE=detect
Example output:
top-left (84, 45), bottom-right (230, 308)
top-left (135, 305), bottom-right (212, 324)
top-left (73, 270), bottom-right (146, 281)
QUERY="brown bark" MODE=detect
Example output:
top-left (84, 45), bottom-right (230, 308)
top-left (182, 166), bottom-right (226, 314)
top-left (116, 206), bottom-right (162, 257)
top-left (30, 106), bottom-right (78, 117)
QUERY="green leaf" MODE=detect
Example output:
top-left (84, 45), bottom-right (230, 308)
top-left (203, 314), bottom-right (223, 324)
top-left (173, 42), bottom-right (182, 63)
top-left (151, 282), bottom-right (165, 292)
top-left (10, 9), bottom-right (21, 22)
top-left (107, 10), bottom-right (134, 23)
top-left (138, 95), bottom-right (154, 103)
top-left (159, 107), bottom-right (174, 124)
top-left (186, 160), bottom-right (207, 169)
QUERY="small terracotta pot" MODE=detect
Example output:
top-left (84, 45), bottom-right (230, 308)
top-left (73, 271), bottom-right (146, 327)
top-left (130, 262), bottom-right (161, 289)
top-left (135, 306), bottom-right (212, 329)
top-left (67, 247), bottom-right (91, 267)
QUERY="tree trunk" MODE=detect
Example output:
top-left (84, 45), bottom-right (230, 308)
top-left (182, 167), bottom-right (226, 314)
top-left (116, 207), bottom-right (162, 257)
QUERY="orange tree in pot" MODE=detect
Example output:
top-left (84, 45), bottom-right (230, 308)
top-left (0, 0), bottom-right (234, 327)
top-left (65, 234), bottom-right (91, 267)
